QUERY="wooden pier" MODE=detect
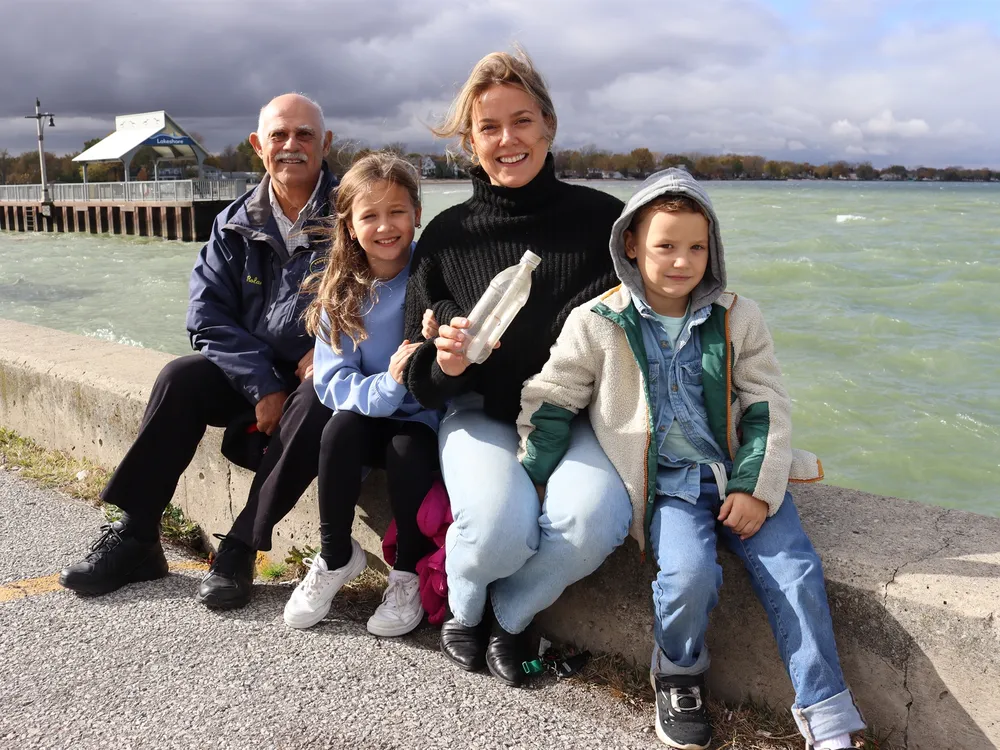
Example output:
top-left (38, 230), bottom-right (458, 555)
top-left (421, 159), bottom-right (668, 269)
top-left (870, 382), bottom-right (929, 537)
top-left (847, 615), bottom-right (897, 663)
top-left (0, 200), bottom-right (232, 242)
top-left (0, 179), bottom-right (250, 242)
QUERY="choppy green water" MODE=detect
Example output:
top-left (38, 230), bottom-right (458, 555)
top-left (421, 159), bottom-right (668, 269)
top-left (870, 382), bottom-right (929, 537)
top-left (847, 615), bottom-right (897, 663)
top-left (1, 180), bottom-right (998, 516)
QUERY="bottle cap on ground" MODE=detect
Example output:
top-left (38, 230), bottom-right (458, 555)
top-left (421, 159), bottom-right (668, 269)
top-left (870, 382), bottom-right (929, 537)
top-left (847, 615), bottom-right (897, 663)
top-left (520, 250), bottom-right (541, 268)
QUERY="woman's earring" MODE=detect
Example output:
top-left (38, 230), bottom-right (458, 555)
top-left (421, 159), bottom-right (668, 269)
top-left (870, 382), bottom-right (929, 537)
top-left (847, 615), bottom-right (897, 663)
top-left (415, 222), bottom-right (421, 228)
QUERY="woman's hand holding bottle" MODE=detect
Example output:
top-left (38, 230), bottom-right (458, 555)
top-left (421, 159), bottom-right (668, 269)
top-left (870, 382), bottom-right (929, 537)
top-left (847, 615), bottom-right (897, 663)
top-left (434, 317), bottom-right (472, 377)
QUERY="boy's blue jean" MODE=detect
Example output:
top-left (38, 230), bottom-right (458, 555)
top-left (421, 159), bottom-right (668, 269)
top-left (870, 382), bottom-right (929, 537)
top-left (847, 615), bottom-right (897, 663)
top-left (650, 467), bottom-right (865, 744)
top-left (439, 396), bottom-right (632, 634)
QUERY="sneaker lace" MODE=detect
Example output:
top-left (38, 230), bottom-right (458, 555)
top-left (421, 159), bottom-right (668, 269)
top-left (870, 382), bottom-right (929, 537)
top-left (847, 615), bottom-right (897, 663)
top-left (299, 558), bottom-right (337, 600)
top-left (379, 574), bottom-right (419, 616)
top-left (85, 523), bottom-right (123, 562)
top-left (209, 533), bottom-right (250, 577)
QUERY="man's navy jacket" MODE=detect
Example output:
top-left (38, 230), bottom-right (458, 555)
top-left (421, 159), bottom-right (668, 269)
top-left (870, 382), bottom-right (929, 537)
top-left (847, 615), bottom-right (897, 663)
top-left (185, 164), bottom-right (339, 404)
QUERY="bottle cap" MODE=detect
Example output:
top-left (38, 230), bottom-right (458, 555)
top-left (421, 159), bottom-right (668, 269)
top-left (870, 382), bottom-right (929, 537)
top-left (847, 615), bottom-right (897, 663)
top-left (520, 251), bottom-right (541, 268)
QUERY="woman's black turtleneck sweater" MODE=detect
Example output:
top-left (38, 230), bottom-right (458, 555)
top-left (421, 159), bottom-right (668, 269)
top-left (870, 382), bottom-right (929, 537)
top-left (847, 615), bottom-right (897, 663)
top-left (403, 154), bottom-right (624, 424)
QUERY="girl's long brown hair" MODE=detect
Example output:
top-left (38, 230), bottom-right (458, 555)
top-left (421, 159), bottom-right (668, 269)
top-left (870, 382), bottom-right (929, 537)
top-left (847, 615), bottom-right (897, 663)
top-left (303, 151), bottom-right (420, 353)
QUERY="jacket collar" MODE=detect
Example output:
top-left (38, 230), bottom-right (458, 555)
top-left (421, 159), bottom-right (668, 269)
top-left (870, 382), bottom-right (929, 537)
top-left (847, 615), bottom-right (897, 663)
top-left (224, 162), bottom-right (338, 260)
top-left (595, 285), bottom-right (737, 315)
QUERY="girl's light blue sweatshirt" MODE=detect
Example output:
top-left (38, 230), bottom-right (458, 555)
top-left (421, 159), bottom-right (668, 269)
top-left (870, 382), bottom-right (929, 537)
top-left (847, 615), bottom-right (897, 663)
top-left (312, 244), bottom-right (440, 432)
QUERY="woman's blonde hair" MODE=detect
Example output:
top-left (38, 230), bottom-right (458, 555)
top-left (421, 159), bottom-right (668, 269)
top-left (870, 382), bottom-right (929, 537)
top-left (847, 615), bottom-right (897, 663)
top-left (432, 48), bottom-right (557, 159)
top-left (302, 151), bottom-right (420, 352)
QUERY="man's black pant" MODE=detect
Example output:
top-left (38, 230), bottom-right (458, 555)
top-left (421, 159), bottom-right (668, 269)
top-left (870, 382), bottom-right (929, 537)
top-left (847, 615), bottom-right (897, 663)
top-left (102, 354), bottom-right (331, 550)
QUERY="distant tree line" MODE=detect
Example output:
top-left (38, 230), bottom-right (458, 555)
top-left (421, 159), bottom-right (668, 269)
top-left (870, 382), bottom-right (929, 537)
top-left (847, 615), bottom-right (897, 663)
top-left (549, 147), bottom-right (999, 183)
top-left (1, 139), bottom-right (997, 185)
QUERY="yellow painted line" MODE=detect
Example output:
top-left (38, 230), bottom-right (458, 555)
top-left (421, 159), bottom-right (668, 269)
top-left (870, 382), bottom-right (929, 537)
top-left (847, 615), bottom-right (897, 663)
top-left (0, 560), bottom-right (209, 602)
top-left (171, 561), bottom-right (210, 573)
top-left (0, 573), bottom-right (61, 602)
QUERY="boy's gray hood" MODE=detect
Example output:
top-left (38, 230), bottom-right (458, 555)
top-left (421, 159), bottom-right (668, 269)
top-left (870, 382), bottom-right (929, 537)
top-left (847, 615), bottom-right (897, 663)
top-left (609, 167), bottom-right (726, 312)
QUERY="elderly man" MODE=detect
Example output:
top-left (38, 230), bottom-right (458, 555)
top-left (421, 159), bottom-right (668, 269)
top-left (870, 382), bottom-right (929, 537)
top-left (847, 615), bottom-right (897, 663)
top-left (60, 93), bottom-right (338, 610)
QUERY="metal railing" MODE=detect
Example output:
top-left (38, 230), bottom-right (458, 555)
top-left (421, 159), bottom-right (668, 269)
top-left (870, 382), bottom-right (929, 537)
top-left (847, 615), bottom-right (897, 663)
top-left (0, 179), bottom-right (253, 203)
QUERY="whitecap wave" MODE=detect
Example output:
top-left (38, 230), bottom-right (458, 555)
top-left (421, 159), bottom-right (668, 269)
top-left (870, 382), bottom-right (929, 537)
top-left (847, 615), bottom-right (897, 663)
top-left (83, 328), bottom-right (145, 349)
top-left (836, 214), bottom-right (867, 223)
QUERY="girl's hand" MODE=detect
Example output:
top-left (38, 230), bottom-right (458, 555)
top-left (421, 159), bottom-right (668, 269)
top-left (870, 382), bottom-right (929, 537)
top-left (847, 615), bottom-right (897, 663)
top-left (421, 308), bottom-right (439, 339)
top-left (434, 317), bottom-right (471, 377)
top-left (718, 491), bottom-right (768, 540)
top-left (389, 340), bottom-right (422, 384)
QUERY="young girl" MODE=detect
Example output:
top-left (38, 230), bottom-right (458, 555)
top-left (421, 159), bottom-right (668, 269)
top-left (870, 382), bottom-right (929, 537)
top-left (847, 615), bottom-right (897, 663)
top-left (284, 152), bottom-right (439, 637)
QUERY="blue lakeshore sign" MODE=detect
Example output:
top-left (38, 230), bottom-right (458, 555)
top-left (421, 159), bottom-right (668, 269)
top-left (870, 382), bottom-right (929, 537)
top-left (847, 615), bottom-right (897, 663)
top-left (145, 134), bottom-right (194, 147)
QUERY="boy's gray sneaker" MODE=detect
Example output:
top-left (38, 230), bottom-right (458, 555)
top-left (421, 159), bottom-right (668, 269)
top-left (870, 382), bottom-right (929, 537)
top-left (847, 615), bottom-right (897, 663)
top-left (650, 672), bottom-right (712, 750)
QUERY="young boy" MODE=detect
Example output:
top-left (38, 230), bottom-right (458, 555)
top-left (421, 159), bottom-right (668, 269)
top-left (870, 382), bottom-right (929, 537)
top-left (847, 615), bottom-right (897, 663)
top-left (516, 169), bottom-right (865, 750)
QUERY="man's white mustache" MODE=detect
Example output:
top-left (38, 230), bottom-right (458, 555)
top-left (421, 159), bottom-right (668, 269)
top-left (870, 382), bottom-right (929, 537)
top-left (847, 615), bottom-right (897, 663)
top-left (276, 152), bottom-right (307, 162)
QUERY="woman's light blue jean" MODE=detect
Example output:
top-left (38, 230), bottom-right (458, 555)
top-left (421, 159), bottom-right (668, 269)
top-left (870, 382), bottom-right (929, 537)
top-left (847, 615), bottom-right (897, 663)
top-left (649, 467), bottom-right (865, 743)
top-left (439, 396), bottom-right (632, 634)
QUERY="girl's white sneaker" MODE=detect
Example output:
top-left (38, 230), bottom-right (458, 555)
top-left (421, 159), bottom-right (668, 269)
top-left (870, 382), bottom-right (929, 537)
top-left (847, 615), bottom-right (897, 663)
top-left (283, 539), bottom-right (366, 629)
top-left (366, 570), bottom-right (424, 637)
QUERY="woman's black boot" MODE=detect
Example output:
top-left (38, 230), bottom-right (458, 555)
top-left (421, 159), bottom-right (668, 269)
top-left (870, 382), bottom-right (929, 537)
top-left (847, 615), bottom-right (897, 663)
top-left (486, 617), bottom-right (525, 687)
top-left (439, 615), bottom-right (488, 672)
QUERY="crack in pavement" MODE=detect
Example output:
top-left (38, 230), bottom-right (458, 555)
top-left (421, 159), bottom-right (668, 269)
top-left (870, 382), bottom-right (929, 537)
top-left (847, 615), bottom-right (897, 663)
top-left (882, 508), bottom-right (957, 607)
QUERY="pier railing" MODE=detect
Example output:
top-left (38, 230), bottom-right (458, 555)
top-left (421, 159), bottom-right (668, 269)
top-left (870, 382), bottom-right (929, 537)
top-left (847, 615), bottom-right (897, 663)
top-left (0, 179), bottom-right (253, 204)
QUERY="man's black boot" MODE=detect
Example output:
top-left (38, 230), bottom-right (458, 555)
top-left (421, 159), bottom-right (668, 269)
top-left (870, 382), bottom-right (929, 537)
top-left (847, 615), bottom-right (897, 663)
top-left (651, 672), bottom-right (712, 749)
top-left (439, 615), bottom-right (488, 672)
top-left (195, 534), bottom-right (255, 610)
top-left (485, 617), bottom-right (525, 688)
top-left (59, 520), bottom-right (168, 596)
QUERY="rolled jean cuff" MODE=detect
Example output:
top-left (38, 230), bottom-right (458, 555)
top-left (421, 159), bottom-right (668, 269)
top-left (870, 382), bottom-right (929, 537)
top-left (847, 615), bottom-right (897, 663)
top-left (792, 688), bottom-right (866, 745)
top-left (650, 644), bottom-right (711, 677)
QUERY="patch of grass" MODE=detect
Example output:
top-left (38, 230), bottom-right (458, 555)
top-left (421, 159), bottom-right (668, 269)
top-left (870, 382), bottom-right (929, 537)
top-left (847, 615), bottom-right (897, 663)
top-left (284, 544), bottom-right (319, 578)
top-left (335, 567), bottom-right (388, 619)
top-left (160, 503), bottom-right (203, 552)
top-left (0, 427), bottom-right (205, 557)
top-left (0, 427), bottom-right (109, 503)
top-left (258, 560), bottom-right (289, 581)
top-left (572, 650), bottom-right (653, 714)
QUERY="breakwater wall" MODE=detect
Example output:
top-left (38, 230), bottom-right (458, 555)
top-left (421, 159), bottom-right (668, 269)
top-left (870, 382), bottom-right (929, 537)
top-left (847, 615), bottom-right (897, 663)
top-left (0, 318), bottom-right (996, 749)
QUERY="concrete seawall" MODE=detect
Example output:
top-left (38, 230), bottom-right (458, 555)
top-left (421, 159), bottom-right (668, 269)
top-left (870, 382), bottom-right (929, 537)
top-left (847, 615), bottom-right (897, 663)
top-left (1, 318), bottom-right (997, 749)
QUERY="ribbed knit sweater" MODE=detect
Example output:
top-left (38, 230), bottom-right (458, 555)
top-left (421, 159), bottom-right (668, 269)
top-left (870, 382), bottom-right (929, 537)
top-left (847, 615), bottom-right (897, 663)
top-left (403, 155), bottom-right (624, 423)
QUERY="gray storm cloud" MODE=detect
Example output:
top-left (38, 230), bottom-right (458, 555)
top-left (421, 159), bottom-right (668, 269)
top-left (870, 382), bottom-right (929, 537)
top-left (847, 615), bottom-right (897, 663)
top-left (1, 0), bottom-right (997, 168)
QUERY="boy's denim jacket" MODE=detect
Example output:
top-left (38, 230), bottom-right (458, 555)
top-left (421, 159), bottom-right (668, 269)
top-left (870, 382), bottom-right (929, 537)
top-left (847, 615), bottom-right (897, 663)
top-left (633, 296), bottom-right (728, 505)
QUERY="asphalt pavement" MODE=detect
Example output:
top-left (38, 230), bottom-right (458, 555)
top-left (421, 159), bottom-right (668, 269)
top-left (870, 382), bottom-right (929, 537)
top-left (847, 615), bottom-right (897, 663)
top-left (0, 468), bottom-right (661, 750)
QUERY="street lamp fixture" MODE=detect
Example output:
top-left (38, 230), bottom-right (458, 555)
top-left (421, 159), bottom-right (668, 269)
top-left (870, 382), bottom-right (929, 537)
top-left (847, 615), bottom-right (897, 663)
top-left (24, 98), bottom-right (56, 204)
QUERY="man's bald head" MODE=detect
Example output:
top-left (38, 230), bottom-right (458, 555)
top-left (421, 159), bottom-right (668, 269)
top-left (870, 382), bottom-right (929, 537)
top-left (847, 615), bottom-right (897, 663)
top-left (258, 93), bottom-right (325, 136)
top-left (250, 93), bottom-right (333, 198)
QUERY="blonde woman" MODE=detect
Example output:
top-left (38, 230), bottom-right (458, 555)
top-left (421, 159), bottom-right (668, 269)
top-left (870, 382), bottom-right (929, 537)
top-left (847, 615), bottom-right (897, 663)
top-left (402, 50), bottom-right (632, 686)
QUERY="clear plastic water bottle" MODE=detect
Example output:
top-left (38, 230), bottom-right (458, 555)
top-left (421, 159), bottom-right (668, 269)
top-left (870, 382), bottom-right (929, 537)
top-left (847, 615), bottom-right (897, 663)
top-left (464, 251), bottom-right (541, 364)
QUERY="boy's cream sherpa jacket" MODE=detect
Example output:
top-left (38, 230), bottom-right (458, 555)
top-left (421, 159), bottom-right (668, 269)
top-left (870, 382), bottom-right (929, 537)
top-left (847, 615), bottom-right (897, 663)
top-left (517, 285), bottom-right (823, 553)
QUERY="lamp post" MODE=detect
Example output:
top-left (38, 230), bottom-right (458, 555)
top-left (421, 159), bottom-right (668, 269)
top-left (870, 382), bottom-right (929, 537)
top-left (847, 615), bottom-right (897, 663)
top-left (24, 98), bottom-right (55, 204)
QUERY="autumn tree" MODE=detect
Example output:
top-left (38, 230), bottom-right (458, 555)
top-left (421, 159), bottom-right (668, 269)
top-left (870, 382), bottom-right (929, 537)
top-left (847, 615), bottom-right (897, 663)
top-left (630, 148), bottom-right (655, 176)
top-left (855, 161), bottom-right (876, 180)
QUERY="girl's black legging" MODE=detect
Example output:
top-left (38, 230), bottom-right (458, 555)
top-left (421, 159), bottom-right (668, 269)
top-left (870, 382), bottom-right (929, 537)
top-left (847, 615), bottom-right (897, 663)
top-left (318, 410), bottom-right (438, 573)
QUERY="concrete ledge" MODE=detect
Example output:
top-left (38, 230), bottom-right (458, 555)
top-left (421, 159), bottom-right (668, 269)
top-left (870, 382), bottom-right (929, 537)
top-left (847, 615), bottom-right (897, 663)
top-left (1, 318), bottom-right (997, 749)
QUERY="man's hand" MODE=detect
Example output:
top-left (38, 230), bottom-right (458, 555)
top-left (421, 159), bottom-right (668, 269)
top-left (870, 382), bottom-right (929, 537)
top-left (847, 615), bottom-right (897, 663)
top-left (718, 491), bottom-right (768, 540)
top-left (296, 348), bottom-right (314, 381)
top-left (389, 340), bottom-right (422, 384)
top-left (421, 308), bottom-right (440, 340)
top-left (255, 391), bottom-right (288, 436)
top-left (434, 317), bottom-right (472, 377)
